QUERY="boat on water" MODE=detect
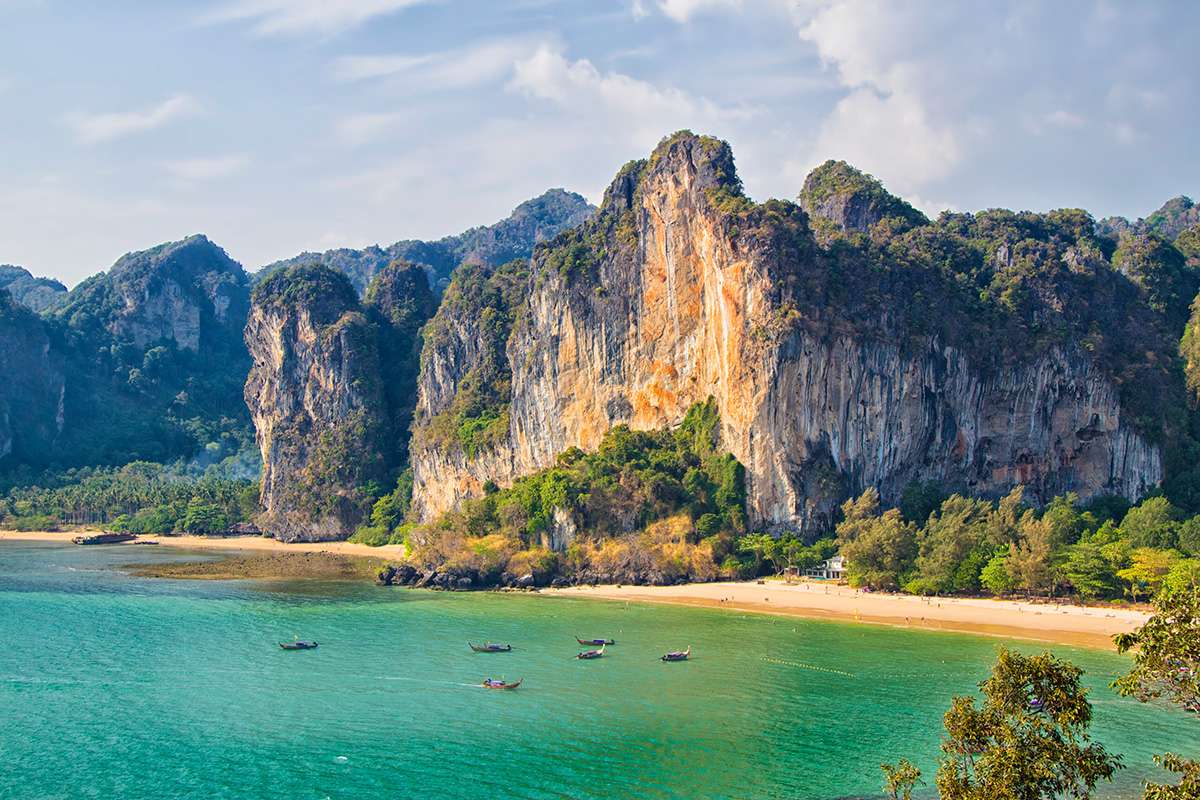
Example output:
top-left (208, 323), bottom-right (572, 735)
top-left (576, 636), bottom-right (615, 646)
top-left (482, 678), bottom-right (523, 690)
top-left (577, 645), bottom-right (606, 660)
top-left (469, 642), bottom-right (512, 652)
top-left (71, 532), bottom-right (137, 545)
top-left (661, 646), bottom-right (691, 662)
top-left (279, 641), bottom-right (319, 650)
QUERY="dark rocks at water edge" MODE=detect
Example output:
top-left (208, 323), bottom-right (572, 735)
top-left (374, 563), bottom-right (693, 590)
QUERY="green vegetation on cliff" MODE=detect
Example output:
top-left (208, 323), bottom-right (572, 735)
top-left (412, 260), bottom-right (529, 458)
top-left (39, 235), bottom-right (254, 470)
top-left (368, 399), bottom-right (752, 584)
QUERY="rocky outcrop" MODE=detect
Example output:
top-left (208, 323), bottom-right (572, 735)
top-left (1100, 196), bottom-right (1199, 244)
top-left (257, 188), bottom-right (595, 294)
top-left (244, 261), bottom-right (435, 541)
top-left (410, 132), bottom-right (1165, 535)
top-left (31, 234), bottom-right (255, 470)
top-left (85, 235), bottom-right (249, 353)
top-left (0, 265), bottom-right (66, 312)
top-left (245, 265), bottom-right (391, 541)
top-left (799, 160), bottom-right (927, 236)
top-left (0, 290), bottom-right (65, 465)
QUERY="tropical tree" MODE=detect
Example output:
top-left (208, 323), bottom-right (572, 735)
top-left (1117, 548), bottom-right (1179, 602)
top-left (1114, 583), bottom-right (1200, 797)
top-left (935, 649), bottom-right (1121, 800)
top-left (1006, 512), bottom-right (1057, 596)
top-left (1121, 497), bottom-right (1182, 550)
top-left (1060, 541), bottom-right (1121, 600)
top-left (840, 508), bottom-right (917, 590)
top-left (980, 551), bottom-right (1016, 596)
top-left (880, 758), bottom-right (923, 800)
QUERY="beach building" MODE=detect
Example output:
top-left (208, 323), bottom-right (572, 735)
top-left (805, 555), bottom-right (846, 580)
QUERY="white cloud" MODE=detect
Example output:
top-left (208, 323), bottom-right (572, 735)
top-left (333, 53), bottom-right (434, 82)
top-left (657, 0), bottom-right (744, 23)
top-left (336, 112), bottom-right (408, 146)
top-left (204, 0), bottom-right (429, 36)
top-left (164, 154), bottom-right (250, 181)
top-left (807, 86), bottom-right (962, 191)
top-left (509, 44), bottom-right (753, 143)
top-left (333, 37), bottom-right (548, 88)
top-left (66, 94), bottom-right (199, 144)
top-left (1045, 109), bottom-right (1085, 129)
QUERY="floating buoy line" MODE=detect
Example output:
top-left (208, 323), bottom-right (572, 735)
top-left (761, 656), bottom-right (854, 677)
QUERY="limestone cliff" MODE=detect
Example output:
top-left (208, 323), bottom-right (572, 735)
top-left (245, 265), bottom-right (390, 541)
top-left (0, 290), bottom-right (64, 466)
top-left (37, 234), bottom-right (254, 469)
top-left (410, 132), bottom-right (1166, 534)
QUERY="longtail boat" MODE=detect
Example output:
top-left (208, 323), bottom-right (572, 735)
top-left (576, 636), bottom-right (615, 646)
top-left (72, 532), bottom-right (137, 545)
top-left (468, 642), bottom-right (512, 653)
top-left (576, 645), bottom-right (606, 660)
top-left (482, 678), bottom-right (523, 690)
top-left (279, 640), bottom-right (319, 650)
top-left (661, 646), bottom-right (690, 662)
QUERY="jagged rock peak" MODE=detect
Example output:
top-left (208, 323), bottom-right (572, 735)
top-left (364, 260), bottom-right (435, 330)
top-left (600, 130), bottom-right (741, 215)
top-left (252, 261), bottom-right (359, 321)
top-left (1097, 196), bottom-right (1198, 244)
top-left (109, 234), bottom-right (246, 283)
top-left (256, 189), bottom-right (595, 296)
top-left (0, 264), bottom-right (67, 312)
top-left (50, 233), bottom-right (251, 354)
top-left (799, 160), bottom-right (928, 234)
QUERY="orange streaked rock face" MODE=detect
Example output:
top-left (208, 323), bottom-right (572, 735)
top-left (409, 133), bottom-right (1163, 535)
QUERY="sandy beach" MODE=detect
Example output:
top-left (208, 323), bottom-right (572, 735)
top-left (2, 530), bottom-right (1148, 649)
top-left (548, 581), bottom-right (1149, 650)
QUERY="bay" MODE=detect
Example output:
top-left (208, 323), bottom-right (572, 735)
top-left (1, 541), bottom-right (1194, 800)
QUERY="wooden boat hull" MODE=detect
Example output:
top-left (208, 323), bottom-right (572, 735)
top-left (482, 679), bottom-right (523, 690)
top-left (468, 642), bottom-right (512, 652)
top-left (661, 647), bottom-right (690, 662)
top-left (576, 638), bottom-right (614, 646)
top-left (280, 642), bottom-right (318, 650)
top-left (577, 646), bottom-right (605, 659)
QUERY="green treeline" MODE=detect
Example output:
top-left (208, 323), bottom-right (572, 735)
top-left (0, 462), bottom-right (257, 534)
top-left (835, 486), bottom-right (1199, 602)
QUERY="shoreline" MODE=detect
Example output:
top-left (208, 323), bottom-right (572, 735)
top-left (545, 582), bottom-right (1148, 651)
top-left (2, 530), bottom-right (1148, 650)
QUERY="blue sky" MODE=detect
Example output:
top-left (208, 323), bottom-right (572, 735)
top-left (1, 0), bottom-right (1196, 286)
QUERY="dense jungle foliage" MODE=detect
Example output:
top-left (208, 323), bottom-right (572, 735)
top-left (0, 461), bottom-right (257, 534)
top-left (835, 485), bottom-right (1200, 603)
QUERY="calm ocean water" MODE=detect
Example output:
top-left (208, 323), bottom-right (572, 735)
top-left (0, 540), bottom-right (1195, 800)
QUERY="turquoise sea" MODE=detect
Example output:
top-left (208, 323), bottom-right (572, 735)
top-left (1, 541), bottom-right (1196, 800)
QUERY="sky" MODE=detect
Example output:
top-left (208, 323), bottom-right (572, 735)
top-left (0, 0), bottom-right (1196, 287)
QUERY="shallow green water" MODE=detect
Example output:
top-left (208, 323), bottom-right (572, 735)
top-left (0, 541), bottom-right (1195, 800)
